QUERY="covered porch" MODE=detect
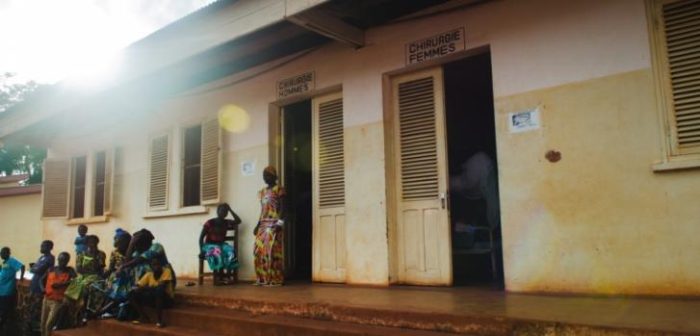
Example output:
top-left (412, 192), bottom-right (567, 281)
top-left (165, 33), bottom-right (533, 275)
top-left (57, 282), bottom-right (700, 335)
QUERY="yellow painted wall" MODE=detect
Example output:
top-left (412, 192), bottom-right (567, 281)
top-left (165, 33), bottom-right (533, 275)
top-left (20, 0), bottom-right (700, 294)
top-left (0, 193), bottom-right (43, 266)
top-left (496, 69), bottom-right (700, 295)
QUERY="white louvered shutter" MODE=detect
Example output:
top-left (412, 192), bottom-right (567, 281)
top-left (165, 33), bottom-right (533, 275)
top-left (200, 118), bottom-right (222, 205)
top-left (660, 0), bottom-right (700, 153)
top-left (398, 76), bottom-right (440, 201)
top-left (42, 160), bottom-right (70, 218)
top-left (392, 68), bottom-right (452, 285)
top-left (103, 149), bottom-right (115, 215)
top-left (318, 98), bottom-right (345, 208)
top-left (148, 135), bottom-right (169, 211)
top-left (312, 92), bottom-right (347, 283)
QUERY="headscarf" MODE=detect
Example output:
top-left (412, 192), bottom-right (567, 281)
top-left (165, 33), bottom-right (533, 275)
top-left (133, 229), bottom-right (154, 245)
top-left (114, 228), bottom-right (130, 241)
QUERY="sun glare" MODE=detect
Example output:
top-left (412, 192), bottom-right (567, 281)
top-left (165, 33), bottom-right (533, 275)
top-left (219, 105), bottom-right (251, 134)
top-left (0, 0), bottom-right (214, 86)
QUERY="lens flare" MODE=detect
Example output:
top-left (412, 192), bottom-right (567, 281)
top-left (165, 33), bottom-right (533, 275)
top-left (218, 104), bottom-right (250, 133)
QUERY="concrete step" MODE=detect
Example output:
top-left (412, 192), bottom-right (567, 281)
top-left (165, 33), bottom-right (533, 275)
top-left (176, 291), bottom-right (510, 335)
top-left (164, 305), bottom-right (462, 336)
top-left (52, 319), bottom-right (223, 336)
top-left (51, 306), bottom-right (463, 336)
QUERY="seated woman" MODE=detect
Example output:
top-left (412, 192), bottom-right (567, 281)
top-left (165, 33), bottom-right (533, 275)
top-left (99, 229), bottom-right (132, 317)
top-left (64, 235), bottom-right (106, 324)
top-left (120, 229), bottom-right (175, 289)
top-left (130, 258), bottom-right (174, 328)
top-left (199, 203), bottom-right (241, 285)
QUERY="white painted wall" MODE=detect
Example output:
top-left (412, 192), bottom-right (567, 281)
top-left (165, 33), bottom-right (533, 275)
top-left (32, 0), bottom-right (698, 294)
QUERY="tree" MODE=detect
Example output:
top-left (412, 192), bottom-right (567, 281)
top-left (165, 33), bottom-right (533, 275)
top-left (0, 143), bottom-right (46, 184)
top-left (0, 72), bottom-right (46, 184)
top-left (0, 72), bottom-right (40, 113)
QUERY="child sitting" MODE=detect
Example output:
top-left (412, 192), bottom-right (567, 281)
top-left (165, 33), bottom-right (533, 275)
top-left (130, 258), bottom-right (174, 328)
top-left (40, 252), bottom-right (76, 336)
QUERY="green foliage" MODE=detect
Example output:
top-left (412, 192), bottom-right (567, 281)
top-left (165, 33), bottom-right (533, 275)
top-left (0, 144), bottom-right (46, 184)
top-left (0, 72), bottom-right (39, 113)
top-left (0, 72), bottom-right (46, 184)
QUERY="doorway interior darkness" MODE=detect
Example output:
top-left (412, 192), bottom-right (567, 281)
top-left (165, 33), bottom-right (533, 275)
top-left (282, 100), bottom-right (313, 281)
top-left (443, 52), bottom-right (504, 287)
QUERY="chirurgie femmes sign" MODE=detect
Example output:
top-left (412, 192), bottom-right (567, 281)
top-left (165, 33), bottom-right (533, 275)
top-left (406, 28), bottom-right (466, 65)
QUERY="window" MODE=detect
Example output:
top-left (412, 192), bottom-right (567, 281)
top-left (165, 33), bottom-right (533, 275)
top-left (71, 156), bottom-right (87, 218)
top-left (146, 119), bottom-right (221, 214)
top-left (649, 0), bottom-right (700, 168)
top-left (183, 125), bottom-right (202, 207)
top-left (42, 151), bottom-right (114, 220)
top-left (94, 151), bottom-right (107, 216)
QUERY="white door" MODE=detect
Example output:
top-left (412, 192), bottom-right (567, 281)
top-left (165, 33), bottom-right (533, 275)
top-left (393, 68), bottom-right (452, 285)
top-left (312, 92), bottom-right (347, 282)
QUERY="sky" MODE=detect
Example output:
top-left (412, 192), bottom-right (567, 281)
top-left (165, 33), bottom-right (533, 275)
top-left (0, 0), bottom-right (215, 84)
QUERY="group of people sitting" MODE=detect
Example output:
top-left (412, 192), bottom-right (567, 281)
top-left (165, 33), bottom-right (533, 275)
top-left (0, 165), bottom-right (287, 335)
top-left (0, 225), bottom-right (175, 335)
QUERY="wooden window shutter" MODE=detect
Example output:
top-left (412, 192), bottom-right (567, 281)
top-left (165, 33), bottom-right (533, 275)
top-left (103, 149), bottom-right (115, 215)
top-left (660, 0), bottom-right (700, 153)
top-left (200, 118), bottom-right (221, 205)
top-left (317, 96), bottom-right (345, 208)
top-left (42, 160), bottom-right (70, 218)
top-left (148, 135), bottom-right (170, 210)
top-left (397, 76), bottom-right (440, 200)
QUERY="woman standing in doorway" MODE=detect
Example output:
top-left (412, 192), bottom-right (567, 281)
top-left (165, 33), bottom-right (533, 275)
top-left (253, 166), bottom-right (286, 286)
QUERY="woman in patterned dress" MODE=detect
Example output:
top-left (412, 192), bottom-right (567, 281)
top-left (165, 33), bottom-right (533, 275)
top-left (97, 229), bottom-right (132, 317)
top-left (64, 235), bottom-right (105, 324)
top-left (199, 203), bottom-right (241, 285)
top-left (253, 166), bottom-right (286, 286)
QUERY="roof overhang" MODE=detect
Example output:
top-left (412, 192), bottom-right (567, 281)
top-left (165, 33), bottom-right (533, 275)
top-left (0, 0), bottom-right (484, 145)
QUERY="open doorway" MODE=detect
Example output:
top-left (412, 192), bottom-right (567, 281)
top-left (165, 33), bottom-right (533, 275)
top-left (282, 100), bottom-right (313, 281)
top-left (443, 52), bottom-right (504, 287)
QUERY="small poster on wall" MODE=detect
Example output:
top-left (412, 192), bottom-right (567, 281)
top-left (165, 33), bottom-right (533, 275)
top-left (508, 108), bottom-right (541, 133)
top-left (241, 160), bottom-right (256, 176)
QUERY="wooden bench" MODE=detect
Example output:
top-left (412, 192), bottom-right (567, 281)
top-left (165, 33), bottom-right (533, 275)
top-left (198, 224), bottom-right (239, 285)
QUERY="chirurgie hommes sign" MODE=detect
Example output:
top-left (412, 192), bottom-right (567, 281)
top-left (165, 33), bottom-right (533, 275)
top-left (406, 28), bottom-right (466, 65)
top-left (277, 71), bottom-right (315, 99)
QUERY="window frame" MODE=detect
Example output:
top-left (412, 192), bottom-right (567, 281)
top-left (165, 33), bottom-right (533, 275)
top-left (144, 121), bottom-right (218, 218)
top-left (93, 150), bottom-right (107, 217)
top-left (63, 149), bottom-right (113, 224)
top-left (181, 123), bottom-right (203, 208)
top-left (69, 155), bottom-right (87, 219)
top-left (647, 0), bottom-right (700, 171)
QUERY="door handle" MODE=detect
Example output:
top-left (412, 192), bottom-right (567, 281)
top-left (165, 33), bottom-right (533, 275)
top-left (440, 192), bottom-right (447, 209)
